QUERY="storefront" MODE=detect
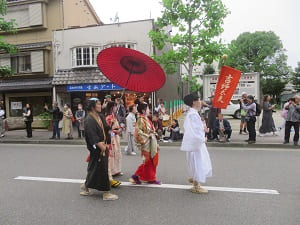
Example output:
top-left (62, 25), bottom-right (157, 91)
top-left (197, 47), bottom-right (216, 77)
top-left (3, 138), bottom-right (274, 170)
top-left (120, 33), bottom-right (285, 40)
top-left (68, 84), bottom-right (151, 112)
top-left (53, 69), bottom-right (152, 112)
top-left (0, 77), bottom-right (53, 129)
top-left (68, 83), bottom-right (122, 111)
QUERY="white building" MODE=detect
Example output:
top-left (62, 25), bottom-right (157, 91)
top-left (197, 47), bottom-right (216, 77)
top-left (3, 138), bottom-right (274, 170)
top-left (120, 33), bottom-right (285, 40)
top-left (52, 19), bottom-right (181, 111)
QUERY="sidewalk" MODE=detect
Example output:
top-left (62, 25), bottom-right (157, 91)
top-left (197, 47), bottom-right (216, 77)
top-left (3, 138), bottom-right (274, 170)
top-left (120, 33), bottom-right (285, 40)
top-left (0, 112), bottom-right (298, 149)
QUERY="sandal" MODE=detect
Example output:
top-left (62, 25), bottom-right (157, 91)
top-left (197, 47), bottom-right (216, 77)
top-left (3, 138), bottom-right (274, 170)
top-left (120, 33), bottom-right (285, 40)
top-left (112, 172), bottom-right (124, 177)
top-left (110, 179), bottom-right (121, 188)
top-left (188, 178), bottom-right (194, 184)
top-left (147, 180), bottom-right (161, 185)
top-left (129, 175), bottom-right (141, 184)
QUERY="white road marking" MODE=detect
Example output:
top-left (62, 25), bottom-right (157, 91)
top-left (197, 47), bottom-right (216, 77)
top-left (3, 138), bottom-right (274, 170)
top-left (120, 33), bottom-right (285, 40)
top-left (14, 176), bottom-right (279, 195)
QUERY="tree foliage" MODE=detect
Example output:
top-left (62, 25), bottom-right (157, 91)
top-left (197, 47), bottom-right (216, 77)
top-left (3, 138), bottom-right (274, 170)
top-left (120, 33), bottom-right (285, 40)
top-left (223, 31), bottom-right (291, 101)
top-left (0, 0), bottom-right (17, 77)
top-left (203, 63), bottom-right (215, 74)
top-left (291, 62), bottom-right (300, 92)
top-left (149, 0), bottom-right (228, 92)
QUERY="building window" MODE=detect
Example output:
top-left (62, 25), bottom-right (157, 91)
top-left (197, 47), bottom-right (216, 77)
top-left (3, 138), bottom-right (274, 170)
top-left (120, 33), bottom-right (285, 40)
top-left (103, 42), bottom-right (136, 49)
top-left (11, 55), bottom-right (31, 74)
top-left (72, 46), bottom-right (101, 68)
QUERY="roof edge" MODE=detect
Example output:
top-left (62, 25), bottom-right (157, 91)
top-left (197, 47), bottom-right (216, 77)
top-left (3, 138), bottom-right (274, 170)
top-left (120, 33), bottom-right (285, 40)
top-left (84, 0), bottom-right (103, 25)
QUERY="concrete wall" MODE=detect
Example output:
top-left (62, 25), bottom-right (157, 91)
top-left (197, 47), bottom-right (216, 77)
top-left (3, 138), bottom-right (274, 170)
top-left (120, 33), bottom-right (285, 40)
top-left (64, 0), bottom-right (100, 28)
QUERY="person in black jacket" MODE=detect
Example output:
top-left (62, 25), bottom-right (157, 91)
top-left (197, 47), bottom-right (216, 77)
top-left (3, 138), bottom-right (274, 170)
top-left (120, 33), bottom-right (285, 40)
top-left (203, 95), bottom-right (221, 140)
top-left (213, 113), bottom-right (232, 142)
top-left (44, 101), bottom-right (62, 139)
top-left (23, 103), bottom-right (33, 138)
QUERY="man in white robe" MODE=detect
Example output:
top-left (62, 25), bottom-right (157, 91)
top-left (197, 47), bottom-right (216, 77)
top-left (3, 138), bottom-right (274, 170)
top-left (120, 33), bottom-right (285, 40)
top-left (181, 92), bottom-right (212, 194)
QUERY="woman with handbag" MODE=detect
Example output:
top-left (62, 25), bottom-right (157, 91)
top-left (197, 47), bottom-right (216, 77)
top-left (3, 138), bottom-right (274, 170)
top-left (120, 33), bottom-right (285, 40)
top-left (62, 103), bottom-right (73, 139)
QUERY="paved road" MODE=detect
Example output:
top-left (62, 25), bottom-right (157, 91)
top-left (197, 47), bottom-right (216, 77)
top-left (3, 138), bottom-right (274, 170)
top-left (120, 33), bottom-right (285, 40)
top-left (0, 144), bottom-right (299, 225)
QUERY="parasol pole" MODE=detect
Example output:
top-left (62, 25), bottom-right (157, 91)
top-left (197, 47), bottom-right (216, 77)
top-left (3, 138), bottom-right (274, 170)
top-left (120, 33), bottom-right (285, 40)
top-left (121, 71), bottom-right (132, 98)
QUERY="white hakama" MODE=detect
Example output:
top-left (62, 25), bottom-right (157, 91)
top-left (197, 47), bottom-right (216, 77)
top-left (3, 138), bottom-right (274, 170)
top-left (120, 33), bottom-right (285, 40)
top-left (181, 108), bottom-right (212, 183)
top-left (186, 144), bottom-right (212, 183)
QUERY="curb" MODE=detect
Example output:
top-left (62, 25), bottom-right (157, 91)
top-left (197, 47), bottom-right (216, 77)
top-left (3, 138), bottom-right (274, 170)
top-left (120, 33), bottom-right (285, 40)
top-left (0, 139), bottom-right (299, 149)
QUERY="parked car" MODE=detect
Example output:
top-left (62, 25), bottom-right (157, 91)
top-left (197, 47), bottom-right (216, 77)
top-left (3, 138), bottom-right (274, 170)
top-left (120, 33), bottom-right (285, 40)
top-left (203, 101), bottom-right (241, 119)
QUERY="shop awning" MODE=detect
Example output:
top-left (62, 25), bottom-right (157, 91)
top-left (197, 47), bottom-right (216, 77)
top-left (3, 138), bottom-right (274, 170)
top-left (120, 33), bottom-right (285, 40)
top-left (53, 69), bottom-right (110, 85)
top-left (0, 78), bottom-right (53, 91)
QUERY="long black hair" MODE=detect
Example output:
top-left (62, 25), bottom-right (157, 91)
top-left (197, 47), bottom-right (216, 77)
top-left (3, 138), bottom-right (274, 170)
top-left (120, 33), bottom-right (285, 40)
top-left (106, 101), bottom-right (116, 116)
top-left (172, 119), bottom-right (179, 128)
top-left (137, 102), bottom-right (148, 114)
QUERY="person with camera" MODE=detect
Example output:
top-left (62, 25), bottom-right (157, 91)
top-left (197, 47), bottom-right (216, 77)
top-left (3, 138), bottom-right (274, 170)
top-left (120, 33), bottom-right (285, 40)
top-left (44, 101), bottom-right (63, 140)
top-left (239, 92), bottom-right (248, 134)
top-left (241, 95), bottom-right (256, 144)
top-left (259, 95), bottom-right (277, 136)
top-left (213, 113), bottom-right (232, 142)
top-left (283, 96), bottom-right (300, 145)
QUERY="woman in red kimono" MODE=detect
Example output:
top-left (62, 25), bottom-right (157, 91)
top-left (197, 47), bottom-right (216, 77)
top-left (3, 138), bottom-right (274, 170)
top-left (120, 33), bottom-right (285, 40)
top-left (129, 102), bottom-right (161, 185)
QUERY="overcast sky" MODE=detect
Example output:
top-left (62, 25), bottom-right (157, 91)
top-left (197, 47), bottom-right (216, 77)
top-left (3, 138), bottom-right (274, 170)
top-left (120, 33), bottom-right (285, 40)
top-left (89, 0), bottom-right (300, 69)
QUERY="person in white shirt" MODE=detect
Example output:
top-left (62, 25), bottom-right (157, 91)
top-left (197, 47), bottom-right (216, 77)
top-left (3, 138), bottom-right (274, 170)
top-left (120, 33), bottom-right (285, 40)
top-left (181, 92), bottom-right (212, 194)
top-left (0, 104), bottom-right (5, 137)
top-left (126, 105), bottom-right (137, 155)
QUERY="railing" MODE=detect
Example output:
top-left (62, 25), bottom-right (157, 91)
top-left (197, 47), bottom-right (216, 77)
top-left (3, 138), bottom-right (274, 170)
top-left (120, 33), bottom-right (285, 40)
top-left (162, 99), bottom-right (185, 127)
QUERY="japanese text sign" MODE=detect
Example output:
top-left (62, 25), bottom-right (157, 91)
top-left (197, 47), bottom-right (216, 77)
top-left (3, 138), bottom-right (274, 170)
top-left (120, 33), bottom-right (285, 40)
top-left (213, 66), bottom-right (241, 109)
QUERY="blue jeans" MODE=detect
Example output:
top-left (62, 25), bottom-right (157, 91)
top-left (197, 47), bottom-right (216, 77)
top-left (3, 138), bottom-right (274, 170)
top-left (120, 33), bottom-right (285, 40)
top-left (52, 120), bottom-right (60, 138)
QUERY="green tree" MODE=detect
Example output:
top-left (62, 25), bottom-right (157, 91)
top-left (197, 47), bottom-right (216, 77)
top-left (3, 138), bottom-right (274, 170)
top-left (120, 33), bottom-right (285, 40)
top-left (0, 0), bottom-right (17, 77)
top-left (203, 63), bottom-right (215, 74)
top-left (182, 74), bottom-right (202, 93)
top-left (291, 62), bottom-right (300, 91)
top-left (224, 31), bottom-right (291, 101)
top-left (149, 0), bottom-right (228, 92)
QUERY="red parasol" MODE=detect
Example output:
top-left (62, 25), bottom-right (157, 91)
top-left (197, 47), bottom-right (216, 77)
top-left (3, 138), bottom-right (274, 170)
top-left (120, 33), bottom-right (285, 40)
top-left (97, 47), bottom-right (166, 93)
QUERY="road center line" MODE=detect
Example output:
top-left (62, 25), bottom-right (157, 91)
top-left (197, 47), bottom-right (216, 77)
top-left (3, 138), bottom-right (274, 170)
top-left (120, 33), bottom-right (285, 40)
top-left (14, 176), bottom-right (279, 195)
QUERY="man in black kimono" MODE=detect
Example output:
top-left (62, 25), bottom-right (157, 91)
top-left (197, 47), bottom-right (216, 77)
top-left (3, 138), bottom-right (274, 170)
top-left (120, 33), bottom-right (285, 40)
top-left (80, 98), bottom-right (118, 201)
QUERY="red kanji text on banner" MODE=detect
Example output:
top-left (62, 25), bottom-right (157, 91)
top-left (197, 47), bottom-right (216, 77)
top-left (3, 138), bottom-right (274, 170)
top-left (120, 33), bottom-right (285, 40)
top-left (212, 66), bottom-right (242, 109)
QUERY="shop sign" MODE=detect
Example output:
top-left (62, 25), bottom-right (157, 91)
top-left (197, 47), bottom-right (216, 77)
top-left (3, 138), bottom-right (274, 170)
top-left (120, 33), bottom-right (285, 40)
top-left (11, 102), bottom-right (22, 110)
top-left (67, 83), bottom-right (122, 92)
